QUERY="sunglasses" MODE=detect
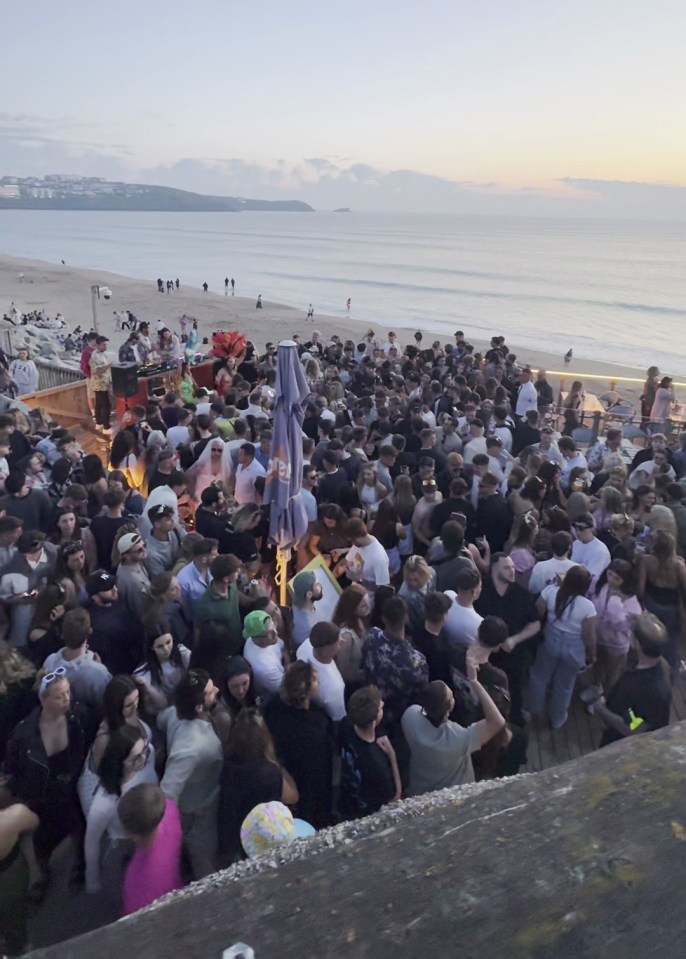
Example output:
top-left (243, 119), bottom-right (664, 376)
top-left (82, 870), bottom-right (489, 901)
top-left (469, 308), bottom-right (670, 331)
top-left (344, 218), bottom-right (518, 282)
top-left (40, 665), bottom-right (67, 696)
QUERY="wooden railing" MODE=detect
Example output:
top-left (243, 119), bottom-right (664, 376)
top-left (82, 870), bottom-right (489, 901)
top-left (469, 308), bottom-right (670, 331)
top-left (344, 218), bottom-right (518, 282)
top-left (34, 359), bottom-right (84, 392)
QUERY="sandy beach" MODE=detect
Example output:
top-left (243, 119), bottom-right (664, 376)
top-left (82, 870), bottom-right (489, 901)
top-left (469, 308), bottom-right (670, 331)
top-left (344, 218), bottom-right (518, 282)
top-left (0, 252), bottom-right (665, 407)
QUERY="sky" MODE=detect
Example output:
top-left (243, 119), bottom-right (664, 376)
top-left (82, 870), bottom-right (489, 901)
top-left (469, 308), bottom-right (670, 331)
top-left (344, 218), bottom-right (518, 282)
top-left (2, 0), bottom-right (686, 216)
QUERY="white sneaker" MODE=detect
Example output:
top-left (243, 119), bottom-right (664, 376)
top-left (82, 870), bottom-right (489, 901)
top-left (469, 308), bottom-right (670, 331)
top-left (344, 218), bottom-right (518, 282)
top-left (580, 684), bottom-right (603, 704)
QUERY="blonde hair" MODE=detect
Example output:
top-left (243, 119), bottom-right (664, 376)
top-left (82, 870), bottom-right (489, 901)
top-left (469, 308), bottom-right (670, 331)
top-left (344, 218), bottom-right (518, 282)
top-left (0, 644), bottom-right (36, 696)
top-left (646, 505), bottom-right (677, 537)
top-left (403, 555), bottom-right (432, 587)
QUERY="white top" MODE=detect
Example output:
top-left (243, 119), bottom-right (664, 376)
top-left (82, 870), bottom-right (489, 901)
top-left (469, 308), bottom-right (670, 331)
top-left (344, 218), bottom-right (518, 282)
top-left (516, 380), bottom-right (538, 417)
top-left (243, 637), bottom-right (285, 697)
top-left (463, 436), bottom-right (488, 464)
top-left (345, 537), bottom-right (391, 587)
top-left (134, 645), bottom-right (191, 705)
top-left (296, 638), bottom-right (346, 721)
top-left (234, 459), bottom-right (267, 506)
top-left (570, 538), bottom-right (611, 589)
top-left (165, 425), bottom-right (191, 450)
top-left (84, 764), bottom-right (159, 892)
top-left (401, 705), bottom-right (481, 796)
top-left (528, 557), bottom-right (577, 595)
top-left (300, 487), bottom-right (318, 523)
top-left (493, 425), bottom-right (513, 453)
top-left (443, 593), bottom-right (483, 647)
top-left (540, 584), bottom-right (596, 636)
top-left (561, 452), bottom-right (588, 489)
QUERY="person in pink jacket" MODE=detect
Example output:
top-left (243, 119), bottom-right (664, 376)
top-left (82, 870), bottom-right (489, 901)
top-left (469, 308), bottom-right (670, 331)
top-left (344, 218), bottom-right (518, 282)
top-left (588, 559), bottom-right (642, 698)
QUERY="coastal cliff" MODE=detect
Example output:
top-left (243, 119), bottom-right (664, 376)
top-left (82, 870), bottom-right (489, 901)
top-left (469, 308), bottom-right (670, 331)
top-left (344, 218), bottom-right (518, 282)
top-left (27, 723), bottom-right (686, 959)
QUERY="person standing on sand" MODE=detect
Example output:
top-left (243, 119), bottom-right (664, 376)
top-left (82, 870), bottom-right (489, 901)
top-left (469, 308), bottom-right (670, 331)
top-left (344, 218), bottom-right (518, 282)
top-left (256, 295), bottom-right (262, 310)
top-left (224, 278), bottom-right (229, 295)
top-left (157, 279), bottom-right (164, 293)
top-left (307, 304), bottom-right (314, 321)
top-left (346, 298), bottom-right (351, 312)
top-left (202, 283), bottom-right (208, 294)
top-left (564, 349), bottom-right (573, 365)
top-left (231, 278), bottom-right (235, 295)
top-left (175, 278), bottom-right (180, 290)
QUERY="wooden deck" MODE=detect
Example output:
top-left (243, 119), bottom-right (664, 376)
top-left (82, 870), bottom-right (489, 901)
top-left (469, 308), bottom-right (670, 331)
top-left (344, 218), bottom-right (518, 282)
top-left (524, 672), bottom-right (686, 773)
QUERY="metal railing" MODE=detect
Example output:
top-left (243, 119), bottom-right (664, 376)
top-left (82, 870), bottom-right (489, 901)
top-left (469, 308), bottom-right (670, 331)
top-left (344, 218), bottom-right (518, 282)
top-left (34, 359), bottom-right (84, 392)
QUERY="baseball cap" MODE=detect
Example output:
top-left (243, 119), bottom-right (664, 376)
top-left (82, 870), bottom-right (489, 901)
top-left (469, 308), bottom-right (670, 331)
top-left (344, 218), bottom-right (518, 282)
top-left (240, 802), bottom-right (315, 859)
top-left (86, 570), bottom-right (117, 596)
top-left (117, 532), bottom-right (143, 556)
top-left (17, 531), bottom-right (43, 554)
top-left (242, 610), bottom-right (273, 640)
top-left (292, 571), bottom-right (316, 605)
top-left (147, 504), bottom-right (174, 522)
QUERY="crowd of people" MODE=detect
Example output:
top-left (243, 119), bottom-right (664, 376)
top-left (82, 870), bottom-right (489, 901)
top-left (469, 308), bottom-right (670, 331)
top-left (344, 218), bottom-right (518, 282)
top-left (0, 322), bottom-right (682, 954)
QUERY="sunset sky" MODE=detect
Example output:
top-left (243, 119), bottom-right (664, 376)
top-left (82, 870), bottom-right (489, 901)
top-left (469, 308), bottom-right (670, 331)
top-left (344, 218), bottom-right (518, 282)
top-left (2, 0), bottom-right (685, 213)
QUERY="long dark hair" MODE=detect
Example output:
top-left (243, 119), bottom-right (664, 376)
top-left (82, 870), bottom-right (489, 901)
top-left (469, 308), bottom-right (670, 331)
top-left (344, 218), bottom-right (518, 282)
top-left (225, 707), bottom-right (277, 765)
top-left (110, 430), bottom-right (138, 469)
top-left (103, 675), bottom-right (147, 732)
top-left (98, 725), bottom-right (143, 797)
top-left (139, 622), bottom-right (185, 687)
top-left (554, 565), bottom-right (592, 618)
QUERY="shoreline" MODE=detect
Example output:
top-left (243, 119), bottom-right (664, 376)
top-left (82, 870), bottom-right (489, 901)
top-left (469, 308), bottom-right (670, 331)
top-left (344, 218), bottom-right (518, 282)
top-left (0, 252), bottom-right (663, 404)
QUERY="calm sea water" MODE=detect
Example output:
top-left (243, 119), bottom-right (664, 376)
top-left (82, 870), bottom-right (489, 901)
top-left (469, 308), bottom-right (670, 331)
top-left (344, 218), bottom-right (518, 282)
top-left (2, 210), bottom-right (685, 373)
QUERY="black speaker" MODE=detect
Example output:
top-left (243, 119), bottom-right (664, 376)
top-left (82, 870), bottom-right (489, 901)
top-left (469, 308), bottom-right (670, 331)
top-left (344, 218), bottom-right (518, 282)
top-left (111, 362), bottom-right (139, 398)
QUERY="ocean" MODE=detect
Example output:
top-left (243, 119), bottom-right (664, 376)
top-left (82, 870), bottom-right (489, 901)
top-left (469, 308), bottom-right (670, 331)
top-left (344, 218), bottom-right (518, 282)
top-left (2, 210), bottom-right (685, 373)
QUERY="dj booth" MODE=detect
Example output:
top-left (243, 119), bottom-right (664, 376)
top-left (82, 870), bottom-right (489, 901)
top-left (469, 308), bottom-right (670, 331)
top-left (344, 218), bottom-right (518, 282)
top-left (112, 358), bottom-right (217, 421)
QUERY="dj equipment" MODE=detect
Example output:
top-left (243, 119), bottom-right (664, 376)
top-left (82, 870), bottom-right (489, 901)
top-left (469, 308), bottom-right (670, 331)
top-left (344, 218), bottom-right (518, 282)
top-left (111, 362), bottom-right (138, 398)
top-left (136, 360), bottom-right (178, 377)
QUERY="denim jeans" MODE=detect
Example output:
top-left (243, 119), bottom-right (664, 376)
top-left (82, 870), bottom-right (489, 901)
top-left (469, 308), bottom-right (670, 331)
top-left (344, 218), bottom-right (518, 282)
top-left (526, 626), bottom-right (585, 728)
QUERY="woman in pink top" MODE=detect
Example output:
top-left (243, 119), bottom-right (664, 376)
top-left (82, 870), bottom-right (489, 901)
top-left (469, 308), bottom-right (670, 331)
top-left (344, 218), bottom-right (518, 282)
top-left (118, 784), bottom-right (184, 916)
top-left (591, 559), bottom-right (642, 695)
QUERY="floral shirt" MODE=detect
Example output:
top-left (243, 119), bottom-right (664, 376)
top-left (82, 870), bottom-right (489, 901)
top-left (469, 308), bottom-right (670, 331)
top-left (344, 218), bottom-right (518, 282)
top-left (361, 627), bottom-right (429, 714)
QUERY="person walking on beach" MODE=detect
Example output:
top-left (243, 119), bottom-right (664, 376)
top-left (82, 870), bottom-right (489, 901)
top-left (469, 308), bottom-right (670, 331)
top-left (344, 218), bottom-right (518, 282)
top-left (346, 298), bottom-right (351, 312)
top-left (231, 278), bottom-right (235, 295)
top-left (256, 295), bottom-right (262, 310)
top-left (224, 278), bottom-right (229, 296)
top-left (157, 278), bottom-right (164, 293)
top-left (175, 278), bottom-right (180, 290)
top-left (564, 349), bottom-right (573, 365)
top-left (202, 283), bottom-right (209, 294)
top-left (307, 304), bottom-right (314, 321)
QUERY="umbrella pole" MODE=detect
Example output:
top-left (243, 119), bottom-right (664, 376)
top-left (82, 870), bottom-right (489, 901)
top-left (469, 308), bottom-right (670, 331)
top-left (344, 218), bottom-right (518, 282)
top-left (275, 547), bottom-right (291, 607)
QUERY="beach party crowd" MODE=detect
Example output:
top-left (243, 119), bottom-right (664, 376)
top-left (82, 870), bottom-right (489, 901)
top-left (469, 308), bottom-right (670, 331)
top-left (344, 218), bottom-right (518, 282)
top-left (0, 322), bottom-right (683, 953)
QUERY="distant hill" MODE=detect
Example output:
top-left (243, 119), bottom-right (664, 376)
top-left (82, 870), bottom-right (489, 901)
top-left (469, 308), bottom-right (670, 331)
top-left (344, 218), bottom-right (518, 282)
top-left (0, 180), bottom-right (314, 213)
top-left (334, 207), bottom-right (352, 213)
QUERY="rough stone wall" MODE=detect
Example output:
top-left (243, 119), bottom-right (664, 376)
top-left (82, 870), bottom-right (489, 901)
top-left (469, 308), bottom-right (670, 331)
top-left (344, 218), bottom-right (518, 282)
top-left (29, 724), bottom-right (686, 959)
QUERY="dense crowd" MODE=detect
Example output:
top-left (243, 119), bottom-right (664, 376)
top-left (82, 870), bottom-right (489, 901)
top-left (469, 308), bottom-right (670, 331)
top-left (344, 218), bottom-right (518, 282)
top-left (0, 323), bottom-right (682, 953)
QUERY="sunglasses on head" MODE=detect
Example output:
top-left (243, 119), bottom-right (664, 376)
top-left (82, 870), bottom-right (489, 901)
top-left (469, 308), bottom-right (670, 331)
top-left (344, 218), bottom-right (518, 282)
top-left (62, 540), bottom-right (83, 556)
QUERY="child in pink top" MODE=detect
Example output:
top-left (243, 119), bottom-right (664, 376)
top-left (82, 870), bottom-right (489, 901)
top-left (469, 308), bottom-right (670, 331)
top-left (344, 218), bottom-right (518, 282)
top-left (118, 784), bottom-right (184, 916)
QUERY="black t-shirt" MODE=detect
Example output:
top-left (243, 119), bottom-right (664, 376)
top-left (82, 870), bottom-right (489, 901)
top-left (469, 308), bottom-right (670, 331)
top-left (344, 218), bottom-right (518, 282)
top-left (264, 697), bottom-right (333, 828)
top-left (219, 528), bottom-right (259, 565)
top-left (147, 468), bottom-right (173, 493)
top-left (338, 717), bottom-right (395, 820)
top-left (474, 579), bottom-right (539, 636)
top-left (411, 626), bottom-right (453, 685)
top-left (601, 661), bottom-right (671, 746)
top-left (89, 514), bottom-right (131, 571)
top-left (218, 759), bottom-right (283, 857)
top-left (475, 495), bottom-right (512, 553)
top-left (194, 508), bottom-right (228, 542)
top-left (318, 469), bottom-right (349, 505)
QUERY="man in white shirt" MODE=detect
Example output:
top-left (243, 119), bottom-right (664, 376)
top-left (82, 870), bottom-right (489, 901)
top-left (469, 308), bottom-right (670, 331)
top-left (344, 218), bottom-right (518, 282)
top-left (528, 531), bottom-right (576, 595)
top-left (532, 428), bottom-right (564, 468)
top-left (628, 449), bottom-right (676, 491)
top-left (570, 513), bottom-right (611, 591)
top-left (558, 437), bottom-right (589, 491)
top-left (444, 567), bottom-right (484, 647)
top-left (462, 420), bottom-right (488, 464)
top-left (242, 610), bottom-right (288, 698)
top-left (165, 409), bottom-right (193, 450)
top-left (232, 443), bottom-right (267, 506)
top-left (515, 368), bottom-right (538, 419)
top-left (341, 517), bottom-right (390, 588)
top-left (296, 622), bottom-right (346, 721)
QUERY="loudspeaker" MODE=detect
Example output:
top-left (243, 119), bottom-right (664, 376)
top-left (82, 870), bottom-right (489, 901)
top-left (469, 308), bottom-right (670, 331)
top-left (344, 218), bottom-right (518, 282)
top-left (111, 362), bottom-right (139, 398)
